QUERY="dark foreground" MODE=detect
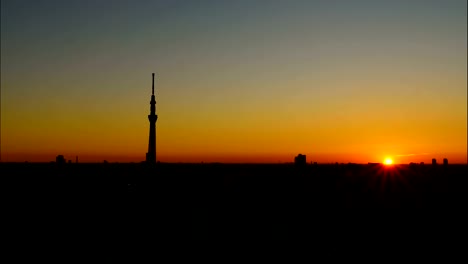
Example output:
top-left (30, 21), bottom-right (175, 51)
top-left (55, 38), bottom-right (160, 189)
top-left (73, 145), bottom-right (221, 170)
top-left (3, 162), bottom-right (468, 258)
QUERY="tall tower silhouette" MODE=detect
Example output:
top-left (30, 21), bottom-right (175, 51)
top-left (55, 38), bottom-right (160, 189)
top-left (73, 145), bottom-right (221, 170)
top-left (146, 73), bottom-right (158, 163)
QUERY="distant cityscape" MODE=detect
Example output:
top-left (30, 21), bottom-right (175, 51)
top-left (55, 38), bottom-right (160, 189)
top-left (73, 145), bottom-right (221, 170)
top-left (53, 152), bottom-right (451, 167)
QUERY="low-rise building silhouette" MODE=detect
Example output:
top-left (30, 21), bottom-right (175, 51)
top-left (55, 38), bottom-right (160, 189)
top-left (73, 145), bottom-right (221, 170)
top-left (432, 158), bottom-right (437, 165)
top-left (295, 154), bottom-right (306, 166)
top-left (443, 158), bottom-right (448, 166)
top-left (56, 155), bottom-right (65, 165)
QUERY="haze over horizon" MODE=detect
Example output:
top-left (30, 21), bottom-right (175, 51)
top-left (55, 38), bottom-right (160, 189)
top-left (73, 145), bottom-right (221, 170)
top-left (1, 0), bottom-right (466, 164)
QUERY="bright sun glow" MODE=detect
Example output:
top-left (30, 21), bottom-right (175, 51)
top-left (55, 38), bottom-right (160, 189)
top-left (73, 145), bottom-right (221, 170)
top-left (384, 158), bottom-right (393, 165)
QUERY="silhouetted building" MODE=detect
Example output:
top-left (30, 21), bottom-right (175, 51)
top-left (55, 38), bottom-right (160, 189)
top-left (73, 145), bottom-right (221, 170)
top-left (146, 73), bottom-right (158, 164)
top-left (295, 154), bottom-right (306, 166)
top-left (56, 155), bottom-right (65, 165)
top-left (420, 162), bottom-right (424, 165)
top-left (443, 158), bottom-right (448, 166)
top-left (432, 158), bottom-right (437, 165)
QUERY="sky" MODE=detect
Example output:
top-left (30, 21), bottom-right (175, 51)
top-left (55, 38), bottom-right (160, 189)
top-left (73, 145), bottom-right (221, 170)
top-left (1, 0), bottom-right (466, 164)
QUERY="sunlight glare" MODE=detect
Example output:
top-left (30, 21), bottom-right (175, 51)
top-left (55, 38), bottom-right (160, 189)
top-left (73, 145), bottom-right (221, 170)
top-left (384, 158), bottom-right (393, 165)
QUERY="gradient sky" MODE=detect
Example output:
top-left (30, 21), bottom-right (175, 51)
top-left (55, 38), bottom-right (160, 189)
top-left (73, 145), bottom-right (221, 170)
top-left (1, 0), bottom-right (466, 163)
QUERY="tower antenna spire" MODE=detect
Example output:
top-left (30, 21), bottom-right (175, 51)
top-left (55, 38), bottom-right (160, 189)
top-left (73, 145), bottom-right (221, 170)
top-left (152, 73), bottom-right (155, 95)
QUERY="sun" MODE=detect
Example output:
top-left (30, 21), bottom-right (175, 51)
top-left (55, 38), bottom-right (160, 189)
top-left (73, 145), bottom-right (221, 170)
top-left (384, 158), bottom-right (393, 165)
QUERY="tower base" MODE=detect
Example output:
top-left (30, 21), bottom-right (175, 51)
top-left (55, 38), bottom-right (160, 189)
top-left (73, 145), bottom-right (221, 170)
top-left (146, 152), bottom-right (156, 164)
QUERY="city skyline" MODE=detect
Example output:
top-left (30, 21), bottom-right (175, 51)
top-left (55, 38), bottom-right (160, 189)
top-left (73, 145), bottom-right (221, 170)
top-left (1, 0), bottom-right (467, 164)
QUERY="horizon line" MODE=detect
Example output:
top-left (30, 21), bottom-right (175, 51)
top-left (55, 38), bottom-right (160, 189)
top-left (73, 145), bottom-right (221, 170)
top-left (2, 161), bottom-right (467, 165)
